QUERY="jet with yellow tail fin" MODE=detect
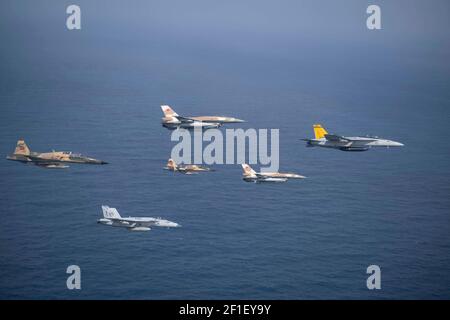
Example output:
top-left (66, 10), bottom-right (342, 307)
top-left (301, 124), bottom-right (404, 151)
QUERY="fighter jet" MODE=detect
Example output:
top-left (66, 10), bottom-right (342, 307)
top-left (161, 105), bottom-right (244, 130)
top-left (302, 124), bottom-right (404, 151)
top-left (164, 158), bottom-right (211, 174)
top-left (241, 164), bottom-right (305, 183)
top-left (6, 139), bottom-right (108, 168)
top-left (98, 205), bottom-right (180, 231)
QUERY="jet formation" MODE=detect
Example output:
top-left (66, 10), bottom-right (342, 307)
top-left (7, 139), bottom-right (107, 168)
top-left (164, 158), bottom-right (211, 174)
top-left (302, 124), bottom-right (404, 151)
top-left (4, 105), bottom-right (406, 238)
top-left (161, 105), bottom-right (244, 130)
top-left (241, 164), bottom-right (305, 183)
top-left (98, 205), bottom-right (180, 232)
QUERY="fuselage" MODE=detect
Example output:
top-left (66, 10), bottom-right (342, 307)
top-left (98, 217), bottom-right (180, 230)
top-left (306, 137), bottom-right (404, 151)
top-left (161, 117), bottom-right (221, 130)
top-left (161, 111), bottom-right (244, 130)
top-left (189, 116), bottom-right (245, 124)
top-left (166, 163), bottom-right (210, 173)
top-left (7, 151), bottom-right (107, 164)
top-left (243, 176), bottom-right (288, 183)
top-left (243, 172), bottom-right (305, 183)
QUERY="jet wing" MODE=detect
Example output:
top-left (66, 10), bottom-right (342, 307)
top-left (35, 162), bottom-right (69, 169)
top-left (325, 134), bottom-right (351, 142)
top-left (176, 116), bottom-right (196, 123)
top-left (26, 155), bottom-right (66, 163)
top-left (119, 217), bottom-right (153, 227)
top-left (256, 176), bottom-right (288, 182)
top-left (25, 155), bottom-right (45, 161)
top-left (23, 156), bottom-right (68, 168)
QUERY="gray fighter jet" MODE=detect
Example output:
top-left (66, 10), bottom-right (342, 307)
top-left (302, 124), bottom-right (404, 151)
top-left (98, 205), bottom-right (180, 232)
top-left (6, 139), bottom-right (108, 168)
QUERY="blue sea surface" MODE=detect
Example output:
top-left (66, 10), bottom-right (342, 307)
top-left (0, 1), bottom-right (449, 299)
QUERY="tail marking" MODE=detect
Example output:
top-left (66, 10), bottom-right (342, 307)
top-left (161, 105), bottom-right (179, 117)
top-left (102, 205), bottom-right (121, 219)
top-left (313, 124), bottom-right (328, 139)
top-left (241, 163), bottom-right (257, 177)
top-left (14, 139), bottom-right (30, 155)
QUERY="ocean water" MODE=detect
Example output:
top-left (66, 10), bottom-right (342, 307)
top-left (0, 1), bottom-right (449, 299)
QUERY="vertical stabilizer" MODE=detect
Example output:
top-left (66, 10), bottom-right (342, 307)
top-left (313, 124), bottom-right (328, 139)
top-left (102, 205), bottom-right (121, 219)
top-left (14, 139), bottom-right (30, 155)
top-left (167, 158), bottom-right (177, 171)
top-left (241, 164), bottom-right (257, 177)
top-left (161, 105), bottom-right (179, 117)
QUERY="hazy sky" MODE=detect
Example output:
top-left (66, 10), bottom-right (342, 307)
top-left (1, 1), bottom-right (449, 51)
top-left (1, 0), bottom-right (449, 106)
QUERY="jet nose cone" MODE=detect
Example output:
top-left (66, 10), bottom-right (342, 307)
top-left (392, 141), bottom-right (404, 147)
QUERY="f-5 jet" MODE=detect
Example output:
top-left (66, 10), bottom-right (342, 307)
top-left (302, 124), bottom-right (404, 151)
top-left (241, 164), bottom-right (305, 183)
top-left (6, 139), bottom-right (108, 168)
top-left (98, 205), bottom-right (180, 232)
top-left (164, 158), bottom-right (211, 174)
top-left (161, 105), bottom-right (244, 130)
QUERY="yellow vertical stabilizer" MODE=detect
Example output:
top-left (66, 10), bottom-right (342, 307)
top-left (313, 124), bottom-right (328, 139)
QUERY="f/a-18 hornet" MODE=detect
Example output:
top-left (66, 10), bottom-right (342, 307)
top-left (164, 158), bottom-right (211, 174)
top-left (241, 164), bottom-right (305, 183)
top-left (302, 124), bottom-right (404, 151)
top-left (98, 205), bottom-right (180, 232)
top-left (6, 139), bottom-right (108, 168)
top-left (161, 105), bottom-right (244, 130)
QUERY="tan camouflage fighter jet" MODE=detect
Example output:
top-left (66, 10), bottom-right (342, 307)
top-left (241, 164), bottom-right (305, 183)
top-left (6, 139), bottom-right (108, 168)
top-left (164, 158), bottom-right (211, 174)
top-left (161, 105), bottom-right (244, 130)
